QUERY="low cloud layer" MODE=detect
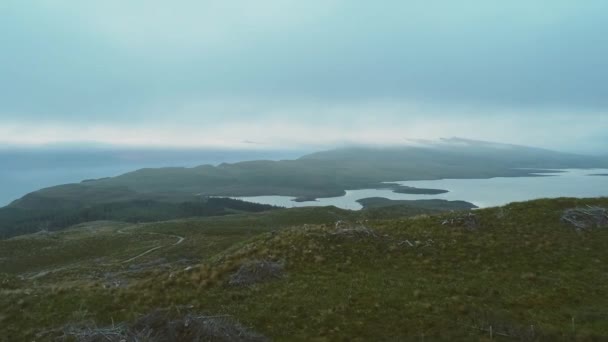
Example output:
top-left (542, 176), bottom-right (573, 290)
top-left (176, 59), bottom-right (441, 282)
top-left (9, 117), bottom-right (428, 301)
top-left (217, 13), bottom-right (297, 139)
top-left (1, 99), bottom-right (605, 153)
top-left (1, 1), bottom-right (607, 153)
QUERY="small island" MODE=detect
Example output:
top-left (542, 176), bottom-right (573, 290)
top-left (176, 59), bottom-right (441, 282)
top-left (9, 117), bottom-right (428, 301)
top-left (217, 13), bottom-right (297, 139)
top-left (291, 186), bottom-right (447, 202)
top-left (392, 186), bottom-right (449, 195)
top-left (356, 197), bottom-right (477, 210)
top-left (292, 196), bottom-right (319, 203)
top-left (589, 174), bottom-right (608, 177)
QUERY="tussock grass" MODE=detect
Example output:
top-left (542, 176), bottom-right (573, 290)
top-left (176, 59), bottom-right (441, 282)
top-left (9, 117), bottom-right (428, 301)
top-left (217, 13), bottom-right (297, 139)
top-left (2, 198), bottom-right (608, 340)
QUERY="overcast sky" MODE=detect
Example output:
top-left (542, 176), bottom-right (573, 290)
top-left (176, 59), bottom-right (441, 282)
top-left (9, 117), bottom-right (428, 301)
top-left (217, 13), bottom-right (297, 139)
top-left (1, 1), bottom-right (607, 153)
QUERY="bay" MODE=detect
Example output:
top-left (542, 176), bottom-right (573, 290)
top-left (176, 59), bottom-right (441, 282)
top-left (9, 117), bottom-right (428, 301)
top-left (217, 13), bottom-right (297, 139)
top-left (235, 169), bottom-right (608, 210)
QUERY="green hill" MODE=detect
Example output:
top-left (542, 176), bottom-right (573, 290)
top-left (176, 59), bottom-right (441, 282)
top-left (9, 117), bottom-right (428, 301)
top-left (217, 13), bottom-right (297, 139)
top-left (1, 197), bottom-right (607, 340)
top-left (9, 140), bottom-right (606, 211)
top-left (3, 141), bottom-right (605, 238)
top-left (0, 198), bottom-right (279, 239)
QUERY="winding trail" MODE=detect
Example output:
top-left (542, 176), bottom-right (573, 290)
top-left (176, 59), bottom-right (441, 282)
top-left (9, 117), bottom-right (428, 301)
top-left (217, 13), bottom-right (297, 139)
top-left (117, 226), bottom-right (186, 264)
top-left (17, 224), bottom-right (186, 281)
top-left (23, 264), bottom-right (76, 280)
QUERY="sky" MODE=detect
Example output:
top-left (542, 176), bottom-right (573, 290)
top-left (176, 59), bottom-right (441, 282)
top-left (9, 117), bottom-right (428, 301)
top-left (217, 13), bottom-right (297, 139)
top-left (1, 1), bottom-right (607, 153)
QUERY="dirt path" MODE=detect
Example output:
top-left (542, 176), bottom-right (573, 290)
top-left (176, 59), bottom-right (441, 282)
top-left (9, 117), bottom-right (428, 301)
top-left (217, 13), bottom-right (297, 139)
top-left (118, 226), bottom-right (185, 264)
top-left (23, 264), bottom-right (77, 280)
top-left (17, 225), bottom-right (187, 280)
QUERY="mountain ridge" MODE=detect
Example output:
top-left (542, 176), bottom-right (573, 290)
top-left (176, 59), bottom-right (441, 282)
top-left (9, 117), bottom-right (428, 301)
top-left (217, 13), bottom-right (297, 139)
top-left (8, 140), bottom-right (607, 211)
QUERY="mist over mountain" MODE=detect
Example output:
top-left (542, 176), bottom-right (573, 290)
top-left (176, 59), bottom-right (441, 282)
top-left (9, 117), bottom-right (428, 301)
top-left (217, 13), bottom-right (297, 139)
top-left (302, 138), bottom-right (604, 168)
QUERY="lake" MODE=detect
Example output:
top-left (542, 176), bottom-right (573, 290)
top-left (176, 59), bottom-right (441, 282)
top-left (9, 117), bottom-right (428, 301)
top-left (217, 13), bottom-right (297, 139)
top-left (234, 169), bottom-right (608, 210)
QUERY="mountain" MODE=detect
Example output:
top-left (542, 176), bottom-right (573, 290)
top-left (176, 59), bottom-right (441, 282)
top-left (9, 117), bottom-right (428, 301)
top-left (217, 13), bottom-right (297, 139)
top-left (1, 139), bottom-right (605, 237)
top-left (11, 139), bottom-right (606, 209)
top-left (302, 138), bottom-right (604, 168)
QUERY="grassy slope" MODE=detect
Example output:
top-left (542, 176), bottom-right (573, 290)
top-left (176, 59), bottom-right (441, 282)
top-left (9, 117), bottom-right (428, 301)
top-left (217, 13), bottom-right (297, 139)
top-left (0, 198), bottom-right (279, 239)
top-left (1, 198), bottom-right (608, 340)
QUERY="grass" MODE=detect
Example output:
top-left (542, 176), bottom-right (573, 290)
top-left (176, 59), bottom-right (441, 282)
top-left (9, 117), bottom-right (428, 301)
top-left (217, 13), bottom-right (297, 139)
top-left (1, 198), bottom-right (608, 340)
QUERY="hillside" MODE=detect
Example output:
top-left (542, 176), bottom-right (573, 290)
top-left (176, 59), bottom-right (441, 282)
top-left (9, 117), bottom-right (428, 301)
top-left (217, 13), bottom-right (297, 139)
top-left (0, 198), bottom-right (279, 239)
top-left (1, 197), bottom-right (608, 340)
top-left (3, 140), bottom-right (605, 238)
top-left (8, 140), bottom-right (606, 211)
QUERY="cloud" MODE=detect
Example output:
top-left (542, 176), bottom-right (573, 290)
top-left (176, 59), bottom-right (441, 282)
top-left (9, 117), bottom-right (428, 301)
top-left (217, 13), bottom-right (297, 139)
top-left (1, 99), bottom-right (605, 153)
top-left (35, 0), bottom-right (339, 53)
top-left (0, 1), bottom-right (607, 152)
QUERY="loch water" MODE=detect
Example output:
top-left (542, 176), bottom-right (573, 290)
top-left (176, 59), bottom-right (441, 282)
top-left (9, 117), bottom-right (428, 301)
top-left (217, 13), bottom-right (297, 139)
top-left (235, 169), bottom-right (608, 210)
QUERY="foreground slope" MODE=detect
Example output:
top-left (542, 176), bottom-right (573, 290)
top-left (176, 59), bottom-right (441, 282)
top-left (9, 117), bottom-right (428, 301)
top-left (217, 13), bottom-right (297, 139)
top-left (1, 197), bottom-right (608, 340)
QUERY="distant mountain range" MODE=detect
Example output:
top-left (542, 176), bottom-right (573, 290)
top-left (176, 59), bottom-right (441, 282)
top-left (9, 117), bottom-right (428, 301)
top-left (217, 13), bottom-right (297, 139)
top-left (1, 138), bottom-right (606, 238)
top-left (9, 139), bottom-right (606, 210)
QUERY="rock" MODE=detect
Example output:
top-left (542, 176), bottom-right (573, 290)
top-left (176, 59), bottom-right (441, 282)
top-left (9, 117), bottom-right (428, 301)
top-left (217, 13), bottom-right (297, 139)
top-left (330, 221), bottom-right (378, 239)
top-left (441, 213), bottom-right (479, 230)
top-left (561, 206), bottom-right (608, 231)
top-left (228, 260), bottom-right (284, 287)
